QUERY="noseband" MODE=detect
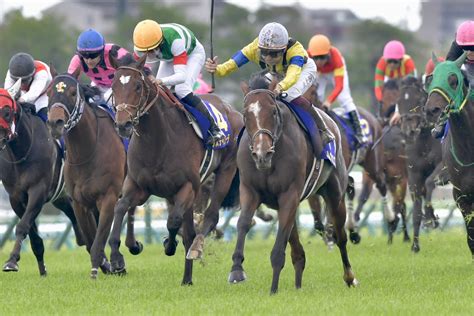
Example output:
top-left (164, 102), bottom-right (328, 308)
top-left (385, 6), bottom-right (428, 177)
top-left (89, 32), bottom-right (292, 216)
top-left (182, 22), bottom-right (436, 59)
top-left (114, 66), bottom-right (159, 127)
top-left (50, 75), bottom-right (85, 132)
top-left (399, 83), bottom-right (429, 130)
top-left (244, 89), bottom-right (282, 152)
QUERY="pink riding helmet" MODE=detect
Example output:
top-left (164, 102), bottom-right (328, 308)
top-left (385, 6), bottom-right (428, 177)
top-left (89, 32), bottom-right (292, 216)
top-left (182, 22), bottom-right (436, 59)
top-left (456, 20), bottom-right (474, 46)
top-left (383, 40), bottom-right (405, 60)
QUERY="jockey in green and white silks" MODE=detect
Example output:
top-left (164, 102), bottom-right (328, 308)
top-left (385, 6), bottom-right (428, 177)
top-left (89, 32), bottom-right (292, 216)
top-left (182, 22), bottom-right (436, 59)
top-left (133, 19), bottom-right (225, 146)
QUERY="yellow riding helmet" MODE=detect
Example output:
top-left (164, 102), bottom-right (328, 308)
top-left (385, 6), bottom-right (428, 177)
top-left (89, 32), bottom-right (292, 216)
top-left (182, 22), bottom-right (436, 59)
top-left (133, 19), bottom-right (163, 52)
top-left (307, 34), bottom-right (331, 57)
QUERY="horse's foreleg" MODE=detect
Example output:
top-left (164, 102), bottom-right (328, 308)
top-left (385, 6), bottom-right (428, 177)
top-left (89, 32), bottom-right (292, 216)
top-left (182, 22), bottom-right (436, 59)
top-left (168, 182), bottom-right (195, 258)
top-left (354, 173), bottom-right (374, 222)
top-left (125, 206), bottom-right (142, 255)
top-left (424, 163), bottom-right (444, 229)
top-left (228, 183), bottom-right (260, 284)
top-left (269, 188), bottom-right (300, 294)
top-left (408, 178), bottom-right (423, 253)
top-left (90, 192), bottom-right (117, 279)
top-left (181, 202), bottom-right (196, 285)
top-left (454, 193), bottom-right (474, 262)
top-left (28, 223), bottom-right (46, 276)
top-left (346, 176), bottom-right (361, 244)
top-left (3, 187), bottom-right (47, 275)
top-left (288, 220), bottom-right (305, 289)
top-left (109, 176), bottom-right (148, 274)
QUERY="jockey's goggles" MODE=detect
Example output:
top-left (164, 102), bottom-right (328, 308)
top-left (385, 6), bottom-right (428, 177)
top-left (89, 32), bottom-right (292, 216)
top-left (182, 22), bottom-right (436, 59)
top-left (312, 54), bottom-right (329, 61)
top-left (386, 59), bottom-right (401, 65)
top-left (460, 45), bottom-right (474, 52)
top-left (79, 51), bottom-right (102, 60)
top-left (10, 74), bottom-right (33, 85)
top-left (260, 49), bottom-right (284, 58)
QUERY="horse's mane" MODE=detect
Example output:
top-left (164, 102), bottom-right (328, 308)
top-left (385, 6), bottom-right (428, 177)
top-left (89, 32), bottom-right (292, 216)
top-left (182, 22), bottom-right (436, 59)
top-left (248, 70), bottom-right (272, 90)
top-left (400, 75), bottom-right (422, 89)
top-left (383, 79), bottom-right (399, 91)
top-left (18, 102), bottom-right (36, 115)
top-left (56, 73), bottom-right (102, 103)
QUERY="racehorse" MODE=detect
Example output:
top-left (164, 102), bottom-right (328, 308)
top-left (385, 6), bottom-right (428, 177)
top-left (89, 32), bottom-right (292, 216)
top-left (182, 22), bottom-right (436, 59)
top-left (229, 71), bottom-right (357, 294)
top-left (304, 84), bottom-right (393, 245)
top-left (0, 83), bottom-right (83, 276)
top-left (398, 75), bottom-right (449, 252)
top-left (424, 53), bottom-right (474, 261)
top-left (354, 79), bottom-right (409, 244)
top-left (47, 70), bottom-right (126, 278)
top-left (109, 55), bottom-right (243, 285)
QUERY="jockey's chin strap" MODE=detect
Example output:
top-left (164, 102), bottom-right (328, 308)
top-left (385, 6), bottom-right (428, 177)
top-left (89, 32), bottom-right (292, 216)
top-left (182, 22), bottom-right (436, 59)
top-left (50, 76), bottom-right (85, 132)
top-left (244, 89), bottom-right (283, 153)
top-left (114, 66), bottom-right (160, 127)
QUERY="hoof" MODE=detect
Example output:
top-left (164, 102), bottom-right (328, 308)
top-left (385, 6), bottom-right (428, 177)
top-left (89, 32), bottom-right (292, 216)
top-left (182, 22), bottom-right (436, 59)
top-left (411, 243), bottom-right (420, 253)
top-left (181, 280), bottom-right (193, 286)
top-left (90, 268), bottom-right (98, 280)
top-left (112, 267), bottom-right (127, 276)
top-left (111, 258), bottom-right (126, 275)
top-left (186, 248), bottom-right (203, 260)
top-left (349, 232), bottom-right (361, 244)
top-left (403, 235), bottom-right (411, 243)
top-left (38, 262), bottom-right (47, 277)
top-left (3, 262), bottom-right (19, 272)
top-left (100, 259), bottom-right (112, 275)
top-left (228, 270), bottom-right (247, 283)
top-left (163, 237), bottom-right (178, 256)
top-left (388, 216), bottom-right (400, 233)
top-left (129, 241), bottom-right (144, 255)
top-left (186, 235), bottom-right (205, 260)
top-left (346, 278), bottom-right (359, 287)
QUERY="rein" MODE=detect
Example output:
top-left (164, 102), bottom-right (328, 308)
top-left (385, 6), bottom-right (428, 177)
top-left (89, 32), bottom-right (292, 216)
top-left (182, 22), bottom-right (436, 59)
top-left (114, 66), bottom-right (160, 128)
top-left (244, 89), bottom-right (282, 152)
top-left (0, 105), bottom-right (34, 164)
top-left (399, 84), bottom-right (430, 130)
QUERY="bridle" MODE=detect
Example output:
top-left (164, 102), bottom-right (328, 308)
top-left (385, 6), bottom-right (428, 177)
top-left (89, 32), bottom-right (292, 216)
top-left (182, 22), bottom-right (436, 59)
top-left (399, 83), bottom-right (430, 131)
top-left (49, 75), bottom-right (85, 132)
top-left (0, 105), bottom-right (34, 164)
top-left (114, 66), bottom-right (160, 128)
top-left (243, 89), bottom-right (282, 153)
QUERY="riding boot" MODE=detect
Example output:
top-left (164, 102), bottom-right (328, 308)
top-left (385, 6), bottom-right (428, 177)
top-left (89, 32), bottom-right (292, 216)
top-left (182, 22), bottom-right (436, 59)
top-left (347, 110), bottom-right (365, 147)
top-left (182, 93), bottom-right (225, 146)
top-left (431, 111), bottom-right (449, 138)
top-left (291, 96), bottom-right (335, 146)
top-left (37, 107), bottom-right (48, 123)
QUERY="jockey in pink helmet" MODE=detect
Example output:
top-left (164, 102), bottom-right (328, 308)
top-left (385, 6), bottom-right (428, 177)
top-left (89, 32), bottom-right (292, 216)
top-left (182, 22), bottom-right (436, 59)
top-left (432, 20), bottom-right (474, 137)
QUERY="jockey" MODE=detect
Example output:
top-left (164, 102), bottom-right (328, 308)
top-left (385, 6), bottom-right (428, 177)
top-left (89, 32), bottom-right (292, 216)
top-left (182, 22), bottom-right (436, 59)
top-left (307, 34), bottom-right (366, 146)
top-left (432, 20), bottom-right (474, 137)
top-left (4, 52), bottom-right (52, 123)
top-left (193, 73), bottom-right (212, 95)
top-left (68, 28), bottom-right (140, 108)
top-left (205, 22), bottom-right (335, 150)
top-left (132, 19), bottom-right (225, 146)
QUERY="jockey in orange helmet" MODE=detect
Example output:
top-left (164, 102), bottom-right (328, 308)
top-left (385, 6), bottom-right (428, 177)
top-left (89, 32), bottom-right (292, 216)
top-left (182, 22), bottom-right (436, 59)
top-left (307, 34), bottom-right (367, 146)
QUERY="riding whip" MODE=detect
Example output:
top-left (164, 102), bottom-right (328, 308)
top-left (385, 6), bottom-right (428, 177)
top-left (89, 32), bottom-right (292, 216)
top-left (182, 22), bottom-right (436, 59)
top-left (371, 125), bottom-right (393, 150)
top-left (210, 0), bottom-right (216, 91)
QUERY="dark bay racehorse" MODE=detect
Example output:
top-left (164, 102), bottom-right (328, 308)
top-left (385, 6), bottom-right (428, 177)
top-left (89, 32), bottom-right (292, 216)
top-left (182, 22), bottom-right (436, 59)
top-left (47, 71), bottom-right (126, 278)
top-left (355, 79), bottom-right (409, 244)
top-left (304, 84), bottom-right (393, 244)
top-left (0, 84), bottom-right (83, 276)
top-left (109, 56), bottom-right (243, 285)
top-left (424, 54), bottom-right (474, 261)
top-left (230, 72), bottom-right (357, 294)
top-left (398, 75), bottom-right (449, 252)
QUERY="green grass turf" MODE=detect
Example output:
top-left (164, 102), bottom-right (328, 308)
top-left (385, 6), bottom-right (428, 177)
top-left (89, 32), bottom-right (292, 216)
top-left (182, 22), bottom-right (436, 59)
top-left (0, 229), bottom-right (472, 315)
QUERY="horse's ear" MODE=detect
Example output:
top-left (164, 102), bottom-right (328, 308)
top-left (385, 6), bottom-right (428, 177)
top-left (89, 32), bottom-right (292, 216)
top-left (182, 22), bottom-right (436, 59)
top-left (109, 54), bottom-right (119, 69)
top-left (136, 53), bottom-right (147, 70)
top-left (49, 62), bottom-right (58, 77)
top-left (268, 78), bottom-right (278, 91)
top-left (455, 51), bottom-right (467, 68)
top-left (71, 66), bottom-right (81, 79)
top-left (431, 51), bottom-right (440, 66)
top-left (240, 81), bottom-right (250, 95)
top-left (7, 79), bottom-right (22, 100)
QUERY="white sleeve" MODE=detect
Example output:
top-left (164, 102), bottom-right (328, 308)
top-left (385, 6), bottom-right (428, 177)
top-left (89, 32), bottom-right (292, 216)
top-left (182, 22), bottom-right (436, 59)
top-left (21, 70), bottom-right (50, 103)
top-left (160, 64), bottom-right (187, 86)
top-left (3, 70), bottom-right (15, 89)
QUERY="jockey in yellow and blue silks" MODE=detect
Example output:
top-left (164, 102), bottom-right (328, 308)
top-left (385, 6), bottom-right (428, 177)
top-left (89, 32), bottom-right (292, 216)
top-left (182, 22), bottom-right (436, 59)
top-left (205, 22), bottom-right (334, 148)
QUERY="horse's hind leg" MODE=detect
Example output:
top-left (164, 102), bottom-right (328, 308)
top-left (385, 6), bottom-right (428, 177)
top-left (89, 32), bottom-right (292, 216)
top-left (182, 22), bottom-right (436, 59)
top-left (28, 223), bottom-right (46, 276)
top-left (423, 164), bottom-right (444, 229)
top-left (188, 165), bottom-right (237, 260)
top-left (109, 176), bottom-right (149, 274)
top-left (346, 176), bottom-right (361, 244)
top-left (53, 196), bottom-right (85, 246)
top-left (3, 188), bottom-right (46, 274)
top-left (125, 207), bottom-right (143, 255)
top-left (454, 194), bottom-right (474, 262)
top-left (309, 195), bottom-right (325, 236)
top-left (354, 172), bottom-right (374, 222)
top-left (180, 202), bottom-right (196, 285)
top-left (229, 183), bottom-right (260, 284)
top-left (408, 177), bottom-right (424, 253)
top-left (288, 221), bottom-right (305, 289)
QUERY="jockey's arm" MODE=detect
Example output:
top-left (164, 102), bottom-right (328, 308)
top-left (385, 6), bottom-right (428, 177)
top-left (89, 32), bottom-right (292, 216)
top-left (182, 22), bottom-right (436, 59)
top-left (215, 39), bottom-right (256, 77)
top-left (374, 57), bottom-right (386, 102)
top-left (19, 70), bottom-right (49, 103)
top-left (159, 51), bottom-right (187, 86)
top-left (277, 43), bottom-right (307, 91)
top-left (4, 71), bottom-right (15, 90)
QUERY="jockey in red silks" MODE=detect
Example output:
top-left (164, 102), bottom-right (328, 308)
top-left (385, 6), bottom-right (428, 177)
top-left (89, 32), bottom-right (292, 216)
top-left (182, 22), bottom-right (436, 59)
top-left (193, 73), bottom-right (212, 95)
top-left (4, 53), bottom-right (52, 122)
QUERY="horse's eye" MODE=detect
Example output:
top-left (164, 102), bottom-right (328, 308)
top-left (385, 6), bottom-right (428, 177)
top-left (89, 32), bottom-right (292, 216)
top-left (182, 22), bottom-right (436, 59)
top-left (1, 107), bottom-right (12, 122)
top-left (135, 82), bottom-right (142, 92)
top-left (71, 90), bottom-right (77, 97)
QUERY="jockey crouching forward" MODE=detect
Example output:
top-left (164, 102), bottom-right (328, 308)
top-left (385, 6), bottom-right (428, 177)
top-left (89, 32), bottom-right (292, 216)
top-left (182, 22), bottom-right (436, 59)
top-left (132, 19), bottom-right (225, 146)
top-left (307, 34), bottom-right (366, 147)
top-left (4, 52), bottom-right (52, 123)
top-left (205, 22), bottom-right (334, 157)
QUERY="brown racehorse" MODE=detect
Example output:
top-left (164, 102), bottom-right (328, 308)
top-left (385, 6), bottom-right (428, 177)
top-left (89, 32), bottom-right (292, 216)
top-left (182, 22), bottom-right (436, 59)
top-left (304, 84), bottom-right (393, 244)
top-left (230, 72), bottom-right (357, 294)
top-left (398, 75), bottom-right (449, 252)
top-left (109, 56), bottom-right (243, 285)
top-left (424, 54), bottom-right (474, 261)
top-left (354, 79), bottom-right (409, 244)
top-left (47, 72), bottom-right (126, 279)
top-left (0, 84), bottom-right (83, 276)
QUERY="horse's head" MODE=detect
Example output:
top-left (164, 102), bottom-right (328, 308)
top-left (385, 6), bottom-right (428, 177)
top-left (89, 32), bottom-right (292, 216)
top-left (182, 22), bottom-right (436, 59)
top-left (241, 71), bottom-right (282, 170)
top-left (303, 83), bottom-right (323, 110)
top-left (111, 55), bottom-right (156, 138)
top-left (397, 76), bottom-right (428, 139)
top-left (424, 52), bottom-right (469, 125)
top-left (0, 86), bottom-right (19, 149)
top-left (47, 69), bottom-right (93, 138)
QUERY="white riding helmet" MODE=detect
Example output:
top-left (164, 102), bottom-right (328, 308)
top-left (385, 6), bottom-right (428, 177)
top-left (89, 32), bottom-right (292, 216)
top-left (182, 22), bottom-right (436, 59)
top-left (258, 22), bottom-right (289, 50)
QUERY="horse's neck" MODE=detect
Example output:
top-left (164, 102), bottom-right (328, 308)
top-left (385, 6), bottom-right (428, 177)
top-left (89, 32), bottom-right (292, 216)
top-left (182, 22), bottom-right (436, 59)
top-left (449, 106), bottom-right (474, 152)
top-left (66, 104), bottom-right (97, 157)
top-left (2, 112), bottom-right (33, 162)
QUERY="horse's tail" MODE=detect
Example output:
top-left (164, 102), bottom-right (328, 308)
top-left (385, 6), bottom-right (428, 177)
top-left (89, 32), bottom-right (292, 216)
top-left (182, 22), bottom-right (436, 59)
top-left (221, 170), bottom-right (240, 208)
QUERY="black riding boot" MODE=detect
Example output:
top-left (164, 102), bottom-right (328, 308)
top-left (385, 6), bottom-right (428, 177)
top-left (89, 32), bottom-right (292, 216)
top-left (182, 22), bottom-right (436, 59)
top-left (182, 93), bottom-right (225, 146)
top-left (348, 110), bottom-right (365, 146)
top-left (291, 96), bottom-right (335, 146)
